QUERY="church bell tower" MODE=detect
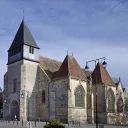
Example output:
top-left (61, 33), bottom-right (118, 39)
top-left (8, 20), bottom-right (40, 64)
top-left (4, 20), bottom-right (40, 121)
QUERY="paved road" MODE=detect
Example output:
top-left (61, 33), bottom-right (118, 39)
top-left (0, 122), bottom-right (24, 128)
top-left (0, 121), bottom-right (128, 128)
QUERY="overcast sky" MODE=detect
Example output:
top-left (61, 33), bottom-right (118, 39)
top-left (0, 0), bottom-right (128, 90)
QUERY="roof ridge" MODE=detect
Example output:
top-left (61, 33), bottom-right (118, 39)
top-left (99, 63), bottom-right (104, 83)
top-left (23, 20), bottom-right (25, 44)
top-left (67, 55), bottom-right (70, 75)
top-left (100, 63), bottom-right (115, 86)
top-left (39, 55), bottom-right (62, 63)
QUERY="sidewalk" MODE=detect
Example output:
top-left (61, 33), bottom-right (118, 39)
top-left (0, 121), bottom-right (128, 128)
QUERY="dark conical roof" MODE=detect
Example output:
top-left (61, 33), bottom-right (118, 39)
top-left (8, 20), bottom-right (39, 51)
top-left (0, 87), bottom-right (2, 92)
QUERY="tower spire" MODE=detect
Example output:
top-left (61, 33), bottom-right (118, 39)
top-left (23, 10), bottom-right (24, 21)
top-left (67, 50), bottom-right (68, 55)
top-left (119, 76), bottom-right (121, 82)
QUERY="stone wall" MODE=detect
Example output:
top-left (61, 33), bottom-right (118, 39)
top-left (21, 60), bottom-right (39, 121)
top-left (92, 84), bottom-right (117, 124)
top-left (49, 77), bottom-right (68, 122)
top-left (87, 77), bottom-right (94, 124)
top-left (107, 86), bottom-right (117, 124)
top-left (93, 84), bottom-right (107, 124)
top-left (3, 61), bottom-right (23, 119)
top-left (37, 66), bottom-right (50, 121)
top-left (3, 72), bottom-right (9, 119)
top-left (7, 61), bottom-right (22, 93)
top-left (68, 78), bottom-right (87, 124)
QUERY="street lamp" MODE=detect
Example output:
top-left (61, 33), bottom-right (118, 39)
top-left (102, 60), bottom-right (107, 68)
top-left (21, 91), bottom-right (29, 122)
top-left (4, 99), bottom-right (6, 103)
top-left (85, 57), bottom-right (107, 128)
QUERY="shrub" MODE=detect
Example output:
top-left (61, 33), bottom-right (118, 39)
top-left (44, 118), bottom-right (65, 128)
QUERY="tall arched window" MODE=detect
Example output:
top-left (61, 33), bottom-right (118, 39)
top-left (42, 90), bottom-right (45, 103)
top-left (75, 85), bottom-right (85, 107)
top-left (125, 100), bottom-right (128, 112)
top-left (117, 97), bottom-right (123, 113)
top-left (107, 88), bottom-right (115, 113)
top-left (13, 78), bottom-right (17, 93)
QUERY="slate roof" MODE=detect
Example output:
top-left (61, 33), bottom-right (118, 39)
top-left (54, 55), bottom-right (87, 81)
top-left (91, 63), bottom-right (115, 86)
top-left (8, 20), bottom-right (39, 51)
top-left (112, 77), bottom-right (124, 89)
top-left (112, 77), bottom-right (119, 85)
top-left (0, 87), bottom-right (2, 92)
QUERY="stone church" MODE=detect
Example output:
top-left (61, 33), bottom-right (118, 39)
top-left (3, 20), bottom-right (128, 124)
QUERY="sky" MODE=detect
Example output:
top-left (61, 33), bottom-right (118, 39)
top-left (0, 0), bottom-right (128, 90)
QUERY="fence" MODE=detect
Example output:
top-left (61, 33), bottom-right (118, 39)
top-left (0, 119), bottom-right (105, 128)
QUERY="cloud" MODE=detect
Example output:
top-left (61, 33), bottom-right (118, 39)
top-left (37, 38), bottom-right (128, 90)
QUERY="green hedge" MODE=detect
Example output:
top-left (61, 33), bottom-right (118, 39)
top-left (44, 118), bottom-right (65, 128)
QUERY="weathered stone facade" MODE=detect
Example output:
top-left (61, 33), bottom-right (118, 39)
top-left (49, 77), bottom-right (69, 122)
top-left (3, 56), bottom-right (128, 124)
top-left (68, 78), bottom-right (88, 124)
top-left (37, 66), bottom-right (50, 121)
top-left (3, 20), bottom-right (128, 124)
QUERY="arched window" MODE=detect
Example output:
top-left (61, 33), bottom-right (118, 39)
top-left (75, 85), bottom-right (85, 107)
top-left (117, 97), bottom-right (123, 113)
top-left (125, 100), bottom-right (128, 112)
top-left (13, 78), bottom-right (17, 93)
top-left (42, 90), bottom-right (45, 103)
top-left (107, 88), bottom-right (115, 113)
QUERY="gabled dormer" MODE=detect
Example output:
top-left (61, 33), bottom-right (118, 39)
top-left (8, 20), bottom-right (40, 64)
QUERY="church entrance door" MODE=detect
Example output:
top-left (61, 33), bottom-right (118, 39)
top-left (10, 100), bottom-right (19, 121)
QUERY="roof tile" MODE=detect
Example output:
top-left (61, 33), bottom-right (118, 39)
top-left (39, 56), bottom-right (62, 78)
top-left (54, 55), bottom-right (87, 81)
top-left (92, 63), bottom-right (115, 86)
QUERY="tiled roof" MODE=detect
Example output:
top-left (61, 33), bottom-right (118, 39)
top-left (39, 56), bottom-right (62, 78)
top-left (39, 55), bottom-right (117, 85)
top-left (92, 63), bottom-right (115, 86)
top-left (54, 55), bottom-right (87, 81)
top-left (8, 20), bottom-right (39, 51)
